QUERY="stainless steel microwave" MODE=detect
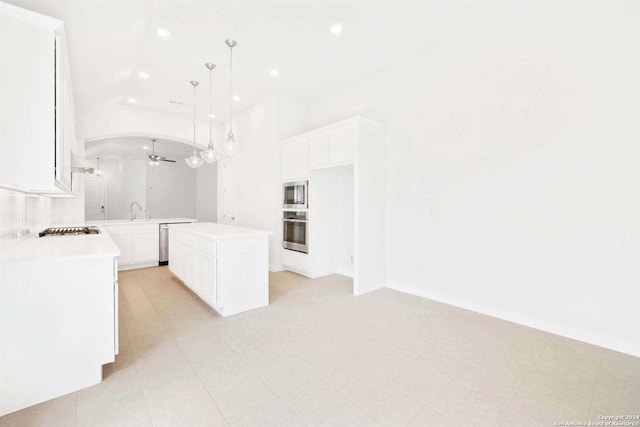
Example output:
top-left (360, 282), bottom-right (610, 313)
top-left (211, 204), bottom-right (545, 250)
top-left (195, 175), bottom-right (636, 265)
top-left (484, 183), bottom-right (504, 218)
top-left (283, 180), bottom-right (308, 209)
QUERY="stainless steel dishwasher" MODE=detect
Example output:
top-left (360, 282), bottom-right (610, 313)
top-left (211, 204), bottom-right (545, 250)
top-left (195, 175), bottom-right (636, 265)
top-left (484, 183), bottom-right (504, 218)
top-left (159, 222), bottom-right (191, 266)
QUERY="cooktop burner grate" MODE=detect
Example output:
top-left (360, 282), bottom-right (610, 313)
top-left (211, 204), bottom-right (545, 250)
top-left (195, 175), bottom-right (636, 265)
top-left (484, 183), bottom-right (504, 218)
top-left (39, 226), bottom-right (101, 237)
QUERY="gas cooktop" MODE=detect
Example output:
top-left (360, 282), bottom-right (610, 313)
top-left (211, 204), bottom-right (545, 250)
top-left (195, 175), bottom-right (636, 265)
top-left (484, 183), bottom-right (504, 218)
top-left (39, 226), bottom-right (101, 237)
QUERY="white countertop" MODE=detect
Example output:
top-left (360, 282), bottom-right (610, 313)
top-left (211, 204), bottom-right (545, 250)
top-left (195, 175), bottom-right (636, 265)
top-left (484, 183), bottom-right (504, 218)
top-left (0, 226), bottom-right (120, 265)
top-left (87, 218), bottom-right (197, 225)
top-left (169, 222), bottom-right (271, 239)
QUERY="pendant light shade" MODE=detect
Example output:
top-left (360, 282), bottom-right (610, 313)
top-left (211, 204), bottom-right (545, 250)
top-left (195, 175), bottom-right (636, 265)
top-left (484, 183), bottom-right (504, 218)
top-left (200, 62), bottom-right (221, 163)
top-left (224, 39), bottom-right (237, 156)
top-left (185, 80), bottom-right (204, 168)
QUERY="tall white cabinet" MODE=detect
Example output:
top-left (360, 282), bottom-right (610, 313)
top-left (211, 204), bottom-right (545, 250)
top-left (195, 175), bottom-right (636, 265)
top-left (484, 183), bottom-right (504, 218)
top-left (281, 117), bottom-right (386, 296)
top-left (0, 3), bottom-right (75, 195)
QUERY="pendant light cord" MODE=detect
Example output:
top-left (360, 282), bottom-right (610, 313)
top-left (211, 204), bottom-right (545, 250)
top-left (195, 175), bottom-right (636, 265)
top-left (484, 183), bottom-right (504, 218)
top-left (209, 68), bottom-right (213, 146)
top-left (229, 43), bottom-right (233, 135)
top-left (193, 83), bottom-right (197, 154)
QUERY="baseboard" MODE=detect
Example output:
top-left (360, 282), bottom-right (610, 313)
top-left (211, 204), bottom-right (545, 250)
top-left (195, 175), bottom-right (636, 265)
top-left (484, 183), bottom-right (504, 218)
top-left (119, 262), bottom-right (158, 271)
top-left (336, 267), bottom-right (354, 278)
top-left (386, 282), bottom-right (640, 358)
top-left (269, 264), bottom-right (285, 272)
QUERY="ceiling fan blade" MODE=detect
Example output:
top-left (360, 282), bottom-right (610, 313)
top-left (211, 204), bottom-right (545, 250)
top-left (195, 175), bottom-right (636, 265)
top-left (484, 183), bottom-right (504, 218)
top-left (158, 159), bottom-right (176, 163)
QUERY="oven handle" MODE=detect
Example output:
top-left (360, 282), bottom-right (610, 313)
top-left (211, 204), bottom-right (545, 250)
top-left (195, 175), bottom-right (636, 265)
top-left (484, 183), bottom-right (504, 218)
top-left (282, 219), bottom-right (308, 223)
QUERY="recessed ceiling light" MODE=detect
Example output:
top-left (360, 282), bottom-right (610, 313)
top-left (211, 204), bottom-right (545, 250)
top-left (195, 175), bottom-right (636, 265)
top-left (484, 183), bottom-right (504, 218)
top-left (232, 95), bottom-right (240, 101)
top-left (142, 146), bottom-right (149, 150)
top-left (138, 71), bottom-right (150, 79)
top-left (127, 98), bottom-right (137, 104)
top-left (330, 24), bottom-right (343, 35)
top-left (208, 113), bottom-right (216, 118)
top-left (269, 69), bottom-right (279, 77)
top-left (156, 28), bottom-right (171, 38)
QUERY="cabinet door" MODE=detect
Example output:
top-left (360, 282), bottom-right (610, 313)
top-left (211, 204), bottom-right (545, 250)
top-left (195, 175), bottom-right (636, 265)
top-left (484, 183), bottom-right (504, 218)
top-left (309, 133), bottom-right (329, 169)
top-left (282, 138), bottom-right (309, 181)
top-left (132, 231), bottom-right (159, 264)
top-left (196, 252), bottom-right (217, 306)
top-left (329, 124), bottom-right (355, 164)
top-left (53, 30), bottom-right (71, 193)
top-left (170, 240), bottom-right (183, 278)
top-left (185, 245), bottom-right (196, 287)
top-left (0, 11), bottom-right (56, 192)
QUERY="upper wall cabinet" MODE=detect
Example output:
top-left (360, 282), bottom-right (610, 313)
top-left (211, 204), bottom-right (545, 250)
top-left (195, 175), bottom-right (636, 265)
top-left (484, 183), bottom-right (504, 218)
top-left (0, 3), bottom-right (75, 195)
top-left (282, 137), bottom-right (309, 181)
top-left (306, 123), bottom-right (356, 170)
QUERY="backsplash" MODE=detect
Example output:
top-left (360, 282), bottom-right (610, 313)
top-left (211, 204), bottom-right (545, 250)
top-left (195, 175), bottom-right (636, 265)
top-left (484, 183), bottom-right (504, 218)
top-left (0, 189), bottom-right (53, 255)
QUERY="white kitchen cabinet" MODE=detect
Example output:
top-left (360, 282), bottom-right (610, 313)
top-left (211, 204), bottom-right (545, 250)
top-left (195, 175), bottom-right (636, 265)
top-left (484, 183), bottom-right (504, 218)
top-left (131, 224), bottom-right (159, 264)
top-left (110, 235), bottom-right (133, 266)
top-left (0, 3), bottom-right (75, 195)
top-left (296, 123), bottom-right (356, 171)
top-left (282, 137), bottom-right (309, 181)
top-left (328, 124), bottom-right (355, 164)
top-left (102, 223), bottom-right (159, 269)
top-left (197, 252), bottom-right (217, 306)
top-left (0, 252), bottom-right (118, 416)
top-left (281, 117), bottom-right (386, 296)
top-left (309, 133), bottom-right (330, 168)
top-left (169, 223), bottom-right (270, 317)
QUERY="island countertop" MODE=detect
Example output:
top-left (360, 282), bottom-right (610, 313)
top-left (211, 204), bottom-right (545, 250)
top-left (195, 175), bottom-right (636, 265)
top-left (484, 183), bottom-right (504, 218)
top-left (168, 222), bottom-right (271, 240)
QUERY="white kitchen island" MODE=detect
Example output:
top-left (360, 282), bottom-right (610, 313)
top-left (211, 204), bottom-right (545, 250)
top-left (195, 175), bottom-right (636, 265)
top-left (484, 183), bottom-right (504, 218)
top-left (168, 222), bottom-right (271, 317)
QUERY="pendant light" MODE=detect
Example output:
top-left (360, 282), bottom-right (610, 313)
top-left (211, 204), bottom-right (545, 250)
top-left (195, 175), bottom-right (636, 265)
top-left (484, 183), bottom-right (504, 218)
top-left (224, 39), bottom-right (237, 156)
top-left (185, 80), bottom-right (204, 168)
top-left (94, 157), bottom-right (104, 176)
top-left (200, 63), bottom-right (221, 163)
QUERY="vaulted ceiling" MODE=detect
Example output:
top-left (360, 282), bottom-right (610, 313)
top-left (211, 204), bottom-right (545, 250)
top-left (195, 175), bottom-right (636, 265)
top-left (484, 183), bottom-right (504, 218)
top-left (5, 0), bottom-right (487, 123)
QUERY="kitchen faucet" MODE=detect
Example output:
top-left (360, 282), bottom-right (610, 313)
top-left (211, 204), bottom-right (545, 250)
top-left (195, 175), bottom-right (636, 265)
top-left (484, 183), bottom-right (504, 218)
top-left (130, 202), bottom-right (143, 221)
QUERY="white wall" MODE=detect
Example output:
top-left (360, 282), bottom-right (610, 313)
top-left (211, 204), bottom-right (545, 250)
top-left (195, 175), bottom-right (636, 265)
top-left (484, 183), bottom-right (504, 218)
top-left (80, 106), bottom-right (218, 148)
top-left (220, 97), bottom-right (278, 266)
top-left (305, 4), bottom-right (640, 356)
top-left (309, 165), bottom-right (354, 277)
top-left (0, 189), bottom-right (52, 254)
top-left (219, 96), bottom-right (307, 270)
top-left (120, 158), bottom-right (146, 218)
top-left (195, 162), bottom-right (217, 222)
top-left (146, 161), bottom-right (196, 219)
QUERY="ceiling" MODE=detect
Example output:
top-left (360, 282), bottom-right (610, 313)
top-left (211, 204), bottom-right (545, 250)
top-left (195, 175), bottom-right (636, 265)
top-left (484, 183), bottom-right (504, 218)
top-left (85, 136), bottom-right (193, 160)
top-left (5, 0), bottom-right (484, 122)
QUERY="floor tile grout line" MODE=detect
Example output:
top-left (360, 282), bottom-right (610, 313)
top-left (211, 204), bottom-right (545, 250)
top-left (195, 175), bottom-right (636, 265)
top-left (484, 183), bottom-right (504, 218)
top-left (214, 323), bottom-right (312, 426)
top-left (134, 269), bottom-right (233, 426)
top-left (587, 350), bottom-right (605, 416)
top-left (491, 333), bottom-right (556, 427)
top-left (119, 275), bottom-right (157, 427)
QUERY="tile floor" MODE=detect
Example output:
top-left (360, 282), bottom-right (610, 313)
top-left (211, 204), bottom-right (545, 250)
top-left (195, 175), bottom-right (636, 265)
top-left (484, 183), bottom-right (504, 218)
top-left (1, 267), bottom-right (638, 426)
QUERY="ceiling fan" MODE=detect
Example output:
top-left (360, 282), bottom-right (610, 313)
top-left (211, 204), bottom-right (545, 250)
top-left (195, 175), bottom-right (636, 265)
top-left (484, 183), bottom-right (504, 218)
top-left (140, 139), bottom-right (176, 165)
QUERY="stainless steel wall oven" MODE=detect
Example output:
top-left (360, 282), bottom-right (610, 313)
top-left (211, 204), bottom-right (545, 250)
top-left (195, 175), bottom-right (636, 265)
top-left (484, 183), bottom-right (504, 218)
top-left (282, 210), bottom-right (308, 253)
